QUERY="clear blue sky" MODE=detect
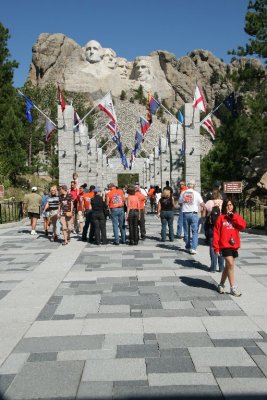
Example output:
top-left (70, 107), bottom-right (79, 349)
top-left (2, 0), bottom-right (250, 88)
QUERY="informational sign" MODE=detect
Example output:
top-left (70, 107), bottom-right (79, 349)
top-left (223, 181), bottom-right (242, 193)
top-left (0, 185), bottom-right (4, 197)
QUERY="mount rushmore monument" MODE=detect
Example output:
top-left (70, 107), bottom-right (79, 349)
top-left (27, 32), bottom-right (263, 110)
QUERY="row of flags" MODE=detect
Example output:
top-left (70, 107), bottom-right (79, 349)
top-left (19, 82), bottom-right (238, 168)
top-left (192, 84), bottom-right (237, 140)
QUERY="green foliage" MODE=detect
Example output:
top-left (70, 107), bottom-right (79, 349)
top-left (0, 23), bottom-right (26, 184)
top-left (134, 85), bottom-right (146, 104)
top-left (117, 173), bottom-right (139, 188)
top-left (228, 0), bottom-right (267, 63)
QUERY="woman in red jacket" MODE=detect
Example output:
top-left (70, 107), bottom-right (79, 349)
top-left (213, 198), bottom-right (246, 297)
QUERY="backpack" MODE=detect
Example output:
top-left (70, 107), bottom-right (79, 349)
top-left (209, 205), bottom-right (221, 225)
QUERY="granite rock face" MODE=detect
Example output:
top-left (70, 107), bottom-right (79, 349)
top-left (28, 33), bottom-right (256, 109)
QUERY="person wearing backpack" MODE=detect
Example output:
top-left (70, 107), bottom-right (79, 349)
top-left (204, 190), bottom-right (224, 273)
top-left (106, 183), bottom-right (126, 245)
top-left (213, 198), bottom-right (246, 297)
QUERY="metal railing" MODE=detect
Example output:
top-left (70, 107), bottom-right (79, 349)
top-left (236, 202), bottom-right (266, 230)
top-left (0, 201), bottom-right (24, 224)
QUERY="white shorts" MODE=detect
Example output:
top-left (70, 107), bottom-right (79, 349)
top-left (77, 211), bottom-right (84, 223)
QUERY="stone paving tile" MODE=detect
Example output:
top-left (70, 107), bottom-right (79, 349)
top-left (217, 377), bottom-right (267, 398)
top-left (0, 353), bottom-right (29, 375)
top-left (116, 344), bottom-right (159, 358)
top-left (27, 352), bottom-right (57, 362)
top-left (157, 332), bottom-right (214, 348)
top-left (113, 384), bottom-right (223, 399)
top-left (148, 372), bottom-right (217, 386)
top-left (211, 366), bottom-right (231, 378)
top-left (14, 335), bottom-right (105, 353)
top-left (160, 348), bottom-right (190, 358)
top-left (245, 346), bottom-right (266, 356)
top-left (212, 338), bottom-right (260, 347)
top-left (146, 356), bottom-right (195, 373)
top-left (0, 374), bottom-right (15, 395)
top-left (77, 381), bottom-right (113, 399)
top-left (228, 366), bottom-right (265, 378)
top-left (189, 347), bottom-right (256, 367)
top-left (82, 359), bottom-right (147, 382)
top-left (5, 360), bottom-right (84, 399)
top-left (251, 355), bottom-right (267, 377)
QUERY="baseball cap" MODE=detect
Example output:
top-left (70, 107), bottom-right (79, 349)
top-left (187, 178), bottom-right (196, 185)
top-left (31, 186), bottom-right (37, 192)
top-left (61, 185), bottom-right (68, 191)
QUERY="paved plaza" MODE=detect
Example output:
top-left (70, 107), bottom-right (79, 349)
top-left (0, 213), bottom-right (267, 399)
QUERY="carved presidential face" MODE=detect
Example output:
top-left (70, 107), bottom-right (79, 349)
top-left (134, 58), bottom-right (151, 81)
top-left (117, 58), bottom-right (129, 79)
top-left (85, 40), bottom-right (102, 63)
top-left (102, 48), bottom-right (117, 69)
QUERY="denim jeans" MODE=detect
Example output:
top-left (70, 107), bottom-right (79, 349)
top-left (110, 207), bottom-right (126, 244)
top-left (160, 210), bottom-right (174, 241)
top-left (177, 208), bottom-right (183, 236)
top-left (183, 212), bottom-right (199, 250)
top-left (208, 237), bottom-right (224, 271)
top-left (82, 210), bottom-right (94, 241)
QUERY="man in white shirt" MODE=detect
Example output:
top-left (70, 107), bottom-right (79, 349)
top-left (179, 179), bottom-right (205, 254)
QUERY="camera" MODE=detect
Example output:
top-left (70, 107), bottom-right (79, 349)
top-left (229, 237), bottom-right (236, 246)
top-left (227, 212), bottom-right (233, 218)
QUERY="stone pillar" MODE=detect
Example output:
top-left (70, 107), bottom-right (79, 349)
top-left (58, 105), bottom-right (75, 185)
top-left (149, 154), bottom-right (154, 185)
top-left (169, 123), bottom-right (184, 190)
top-left (74, 123), bottom-right (89, 185)
top-left (154, 146), bottom-right (160, 186)
top-left (184, 103), bottom-right (201, 191)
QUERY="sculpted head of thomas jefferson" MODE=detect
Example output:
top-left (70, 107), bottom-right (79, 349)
top-left (102, 48), bottom-right (117, 69)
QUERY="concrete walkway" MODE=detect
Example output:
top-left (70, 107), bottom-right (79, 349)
top-left (0, 213), bottom-right (267, 399)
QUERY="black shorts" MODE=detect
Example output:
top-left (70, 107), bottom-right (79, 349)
top-left (221, 248), bottom-right (239, 258)
top-left (28, 212), bottom-right (40, 219)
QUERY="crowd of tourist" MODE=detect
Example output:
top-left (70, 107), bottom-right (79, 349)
top-left (23, 175), bottom-right (246, 297)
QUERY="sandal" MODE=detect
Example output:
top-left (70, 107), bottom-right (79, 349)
top-left (62, 241), bottom-right (68, 246)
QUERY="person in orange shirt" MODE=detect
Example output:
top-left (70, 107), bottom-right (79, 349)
top-left (106, 183), bottom-right (126, 245)
top-left (148, 185), bottom-right (156, 213)
top-left (135, 183), bottom-right (147, 240)
top-left (126, 185), bottom-right (140, 245)
top-left (82, 185), bottom-right (95, 242)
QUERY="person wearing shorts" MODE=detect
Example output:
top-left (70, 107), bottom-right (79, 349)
top-left (23, 187), bottom-right (42, 235)
top-left (213, 198), bottom-right (246, 297)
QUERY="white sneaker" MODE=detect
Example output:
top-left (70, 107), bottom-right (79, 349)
top-left (190, 249), bottom-right (197, 255)
top-left (30, 230), bottom-right (36, 235)
top-left (217, 284), bottom-right (225, 294)
top-left (230, 286), bottom-right (242, 297)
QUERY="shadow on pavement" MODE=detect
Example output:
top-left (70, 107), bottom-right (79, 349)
top-left (180, 276), bottom-right (217, 291)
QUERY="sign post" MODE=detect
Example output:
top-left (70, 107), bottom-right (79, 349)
top-left (223, 181), bottom-right (242, 194)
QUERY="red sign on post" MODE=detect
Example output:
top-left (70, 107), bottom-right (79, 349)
top-left (223, 181), bottom-right (242, 193)
top-left (0, 185), bottom-right (4, 197)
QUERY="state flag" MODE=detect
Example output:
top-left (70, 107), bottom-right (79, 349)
top-left (192, 85), bottom-right (206, 112)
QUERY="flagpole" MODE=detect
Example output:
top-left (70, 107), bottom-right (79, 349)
top-left (143, 88), bottom-right (185, 126)
top-left (73, 91), bottom-right (112, 130)
top-left (199, 102), bottom-right (223, 126)
top-left (17, 89), bottom-right (57, 127)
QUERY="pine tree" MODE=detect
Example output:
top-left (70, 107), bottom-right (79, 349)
top-left (228, 0), bottom-right (267, 63)
top-left (0, 23), bottom-right (27, 184)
